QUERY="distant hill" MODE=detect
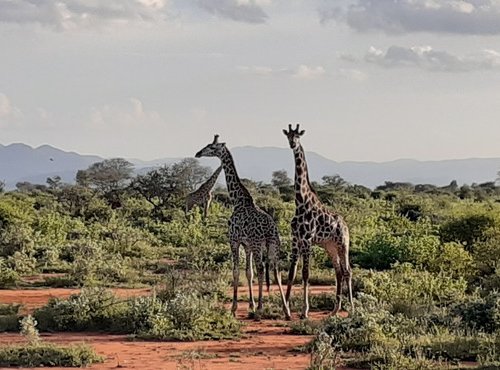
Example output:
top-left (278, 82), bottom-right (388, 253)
top-left (0, 143), bottom-right (103, 189)
top-left (148, 146), bottom-right (500, 189)
top-left (0, 143), bottom-right (499, 189)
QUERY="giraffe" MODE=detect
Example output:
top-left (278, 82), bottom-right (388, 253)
top-left (282, 124), bottom-right (353, 319)
top-left (185, 165), bottom-right (223, 219)
top-left (195, 135), bottom-right (291, 319)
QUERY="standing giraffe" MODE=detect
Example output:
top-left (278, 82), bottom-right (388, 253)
top-left (185, 165), bottom-right (223, 219)
top-left (195, 135), bottom-right (290, 319)
top-left (283, 124), bottom-right (353, 319)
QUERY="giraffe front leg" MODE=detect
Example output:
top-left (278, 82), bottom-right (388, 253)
top-left (285, 236), bottom-right (299, 303)
top-left (255, 249), bottom-right (265, 313)
top-left (245, 249), bottom-right (256, 312)
top-left (301, 247), bottom-right (311, 319)
top-left (230, 242), bottom-right (240, 316)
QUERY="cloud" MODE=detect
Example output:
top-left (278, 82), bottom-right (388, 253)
top-left (0, 93), bottom-right (22, 126)
top-left (292, 65), bottom-right (326, 80)
top-left (0, 0), bottom-right (168, 30)
top-left (363, 46), bottom-right (500, 72)
top-left (194, 0), bottom-right (268, 23)
top-left (337, 68), bottom-right (367, 82)
top-left (88, 98), bottom-right (163, 129)
top-left (321, 0), bottom-right (500, 35)
top-left (237, 64), bottom-right (327, 79)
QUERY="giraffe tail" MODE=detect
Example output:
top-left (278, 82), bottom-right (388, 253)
top-left (265, 260), bottom-right (270, 293)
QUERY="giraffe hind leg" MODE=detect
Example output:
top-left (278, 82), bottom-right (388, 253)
top-left (245, 249), bottom-right (256, 312)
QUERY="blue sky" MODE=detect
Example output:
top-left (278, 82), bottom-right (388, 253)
top-left (1, 0), bottom-right (500, 161)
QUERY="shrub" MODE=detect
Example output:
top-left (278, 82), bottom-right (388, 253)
top-left (440, 213), bottom-right (495, 250)
top-left (137, 292), bottom-right (241, 341)
top-left (451, 292), bottom-right (500, 333)
top-left (0, 313), bottom-right (104, 367)
top-left (0, 343), bottom-right (104, 367)
top-left (357, 263), bottom-right (467, 316)
top-left (0, 258), bottom-right (18, 287)
top-left (34, 288), bottom-right (126, 332)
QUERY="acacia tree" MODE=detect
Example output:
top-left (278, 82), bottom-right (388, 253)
top-left (271, 170), bottom-right (292, 188)
top-left (131, 158), bottom-right (211, 219)
top-left (76, 158), bottom-right (134, 193)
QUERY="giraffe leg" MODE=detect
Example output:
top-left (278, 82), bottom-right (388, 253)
top-left (339, 236), bottom-right (354, 313)
top-left (268, 240), bottom-right (291, 320)
top-left (274, 266), bottom-right (291, 320)
top-left (245, 249), bottom-right (256, 312)
top-left (332, 267), bottom-right (343, 315)
top-left (255, 249), bottom-right (265, 312)
top-left (230, 241), bottom-right (240, 316)
top-left (325, 241), bottom-right (343, 315)
top-left (300, 247), bottom-right (311, 319)
top-left (285, 236), bottom-right (300, 303)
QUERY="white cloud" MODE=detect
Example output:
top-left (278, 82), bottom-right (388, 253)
top-left (363, 46), bottom-right (500, 72)
top-left (237, 64), bottom-right (327, 80)
top-left (292, 65), bottom-right (325, 79)
top-left (0, 0), bottom-right (168, 30)
top-left (0, 93), bottom-right (22, 126)
top-left (237, 65), bottom-right (275, 75)
top-left (194, 0), bottom-right (268, 23)
top-left (321, 0), bottom-right (500, 35)
top-left (88, 98), bottom-right (163, 129)
top-left (337, 68), bottom-right (367, 82)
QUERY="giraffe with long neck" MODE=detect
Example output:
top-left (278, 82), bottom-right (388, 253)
top-left (195, 135), bottom-right (290, 319)
top-left (185, 165), bottom-right (223, 219)
top-left (283, 124), bottom-right (353, 319)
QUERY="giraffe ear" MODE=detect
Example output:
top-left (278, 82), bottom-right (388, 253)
top-left (299, 130), bottom-right (305, 136)
top-left (282, 129), bottom-right (288, 135)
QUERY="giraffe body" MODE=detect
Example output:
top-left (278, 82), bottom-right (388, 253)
top-left (195, 135), bottom-right (290, 319)
top-left (283, 124), bottom-right (353, 319)
top-left (185, 166), bottom-right (222, 218)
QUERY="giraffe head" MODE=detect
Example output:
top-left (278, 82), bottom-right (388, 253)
top-left (282, 124), bottom-right (305, 150)
top-left (195, 134), bottom-right (226, 158)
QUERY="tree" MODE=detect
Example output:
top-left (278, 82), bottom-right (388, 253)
top-left (271, 170), bottom-right (292, 188)
top-left (76, 158), bottom-right (134, 193)
top-left (15, 182), bottom-right (47, 193)
top-left (46, 176), bottom-right (62, 190)
top-left (131, 166), bottom-right (181, 218)
top-left (169, 158), bottom-right (211, 193)
top-left (322, 174), bottom-right (348, 189)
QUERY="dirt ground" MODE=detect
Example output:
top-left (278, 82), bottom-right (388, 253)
top-left (0, 285), bottom-right (348, 370)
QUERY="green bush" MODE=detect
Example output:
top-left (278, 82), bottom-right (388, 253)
top-left (136, 292), bottom-right (241, 341)
top-left (357, 263), bottom-right (467, 316)
top-left (0, 314), bottom-right (20, 331)
top-left (440, 213), bottom-right (495, 250)
top-left (34, 288), bottom-right (126, 332)
top-left (0, 258), bottom-right (18, 287)
top-left (0, 343), bottom-right (104, 367)
top-left (451, 292), bottom-right (500, 333)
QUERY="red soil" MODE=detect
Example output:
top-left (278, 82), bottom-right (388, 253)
top-left (0, 285), bottom-right (350, 370)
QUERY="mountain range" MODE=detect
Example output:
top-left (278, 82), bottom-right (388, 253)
top-left (1, 143), bottom-right (499, 189)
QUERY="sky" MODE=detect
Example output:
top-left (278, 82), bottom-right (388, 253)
top-left (1, 0), bottom-right (500, 162)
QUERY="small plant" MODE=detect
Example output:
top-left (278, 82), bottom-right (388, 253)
top-left (308, 332), bottom-right (340, 370)
top-left (20, 315), bottom-right (40, 345)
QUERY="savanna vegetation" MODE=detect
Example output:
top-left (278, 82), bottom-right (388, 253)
top-left (1, 157), bottom-right (500, 369)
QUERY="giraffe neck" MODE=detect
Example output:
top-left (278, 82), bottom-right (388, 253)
top-left (195, 166), bottom-right (222, 195)
top-left (293, 143), bottom-right (319, 207)
top-left (219, 147), bottom-right (254, 207)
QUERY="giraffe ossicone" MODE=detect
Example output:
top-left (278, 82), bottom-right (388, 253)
top-left (195, 135), bottom-right (291, 320)
top-left (283, 124), bottom-right (353, 319)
